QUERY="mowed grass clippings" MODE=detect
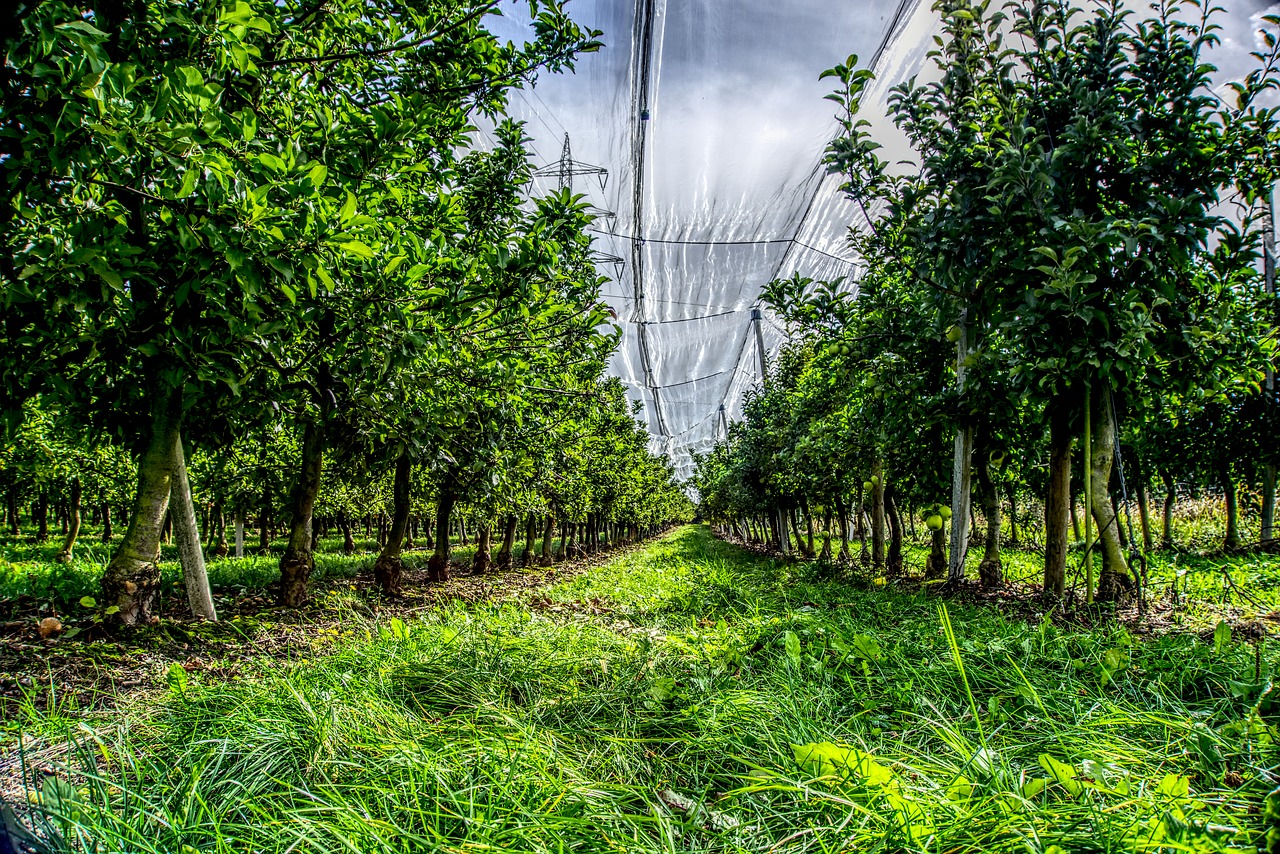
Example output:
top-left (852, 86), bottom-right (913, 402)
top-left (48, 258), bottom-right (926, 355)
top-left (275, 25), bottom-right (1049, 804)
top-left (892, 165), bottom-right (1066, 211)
top-left (10, 525), bottom-right (1280, 853)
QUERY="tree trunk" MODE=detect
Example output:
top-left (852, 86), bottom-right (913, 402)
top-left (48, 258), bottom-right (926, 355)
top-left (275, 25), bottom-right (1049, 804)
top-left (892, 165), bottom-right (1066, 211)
top-left (1263, 465), bottom-right (1277, 543)
top-left (55, 477), bottom-right (81, 563)
top-left (836, 494), bottom-right (850, 561)
top-left (871, 459), bottom-right (886, 570)
top-left (557, 519), bottom-right (568, 558)
top-left (374, 449), bottom-right (411, 594)
top-left (1043, 397), bottom-right (1073, 597)
top-left (234, 509), bottom-right (245, 558)
top-left (102, 383), bottom-right (181, 625)
top-left (803, 499), bottom-right (816, 558)
top-left (540, 513), bottom-right (556, 565)
top-left (925, 524), bottom-right (946, 580)
top-left (1223, 470), bottom-right (1240, 552)
top-left (258, 480), bottom-right (270, 553)
top-left (34, 493), bottom-right (48, 543)
top-left (974, 444), bottom-right (1002, 588)
top-left (426, 476), bottom-right (457, 583)
top-left (497, 514), bottom-right (518, 569)
top-left (459, 515), bottom-right (469, 547)
top-left (1136, 477), bottom-right (1152, 554)
top-left (213, 503), bottom-right (228, 557)
top-left (818, 509), bottom-right (832, 561)
top-left (949, 310), bottom-right (974, 581)
top-left (1088, 385), bottom-right (1132, 603)
top-left (100, 501), bottom-right (112, 543)
top-left (1005, 482), bottom-right (1019, 548)
top-left (885, 484), bottom-right (903, 576)
top-left (6, 490), bottom-right (18, 535)
top-left (339, 511), bottom-right (355, 555)
top-left (522, 512), bottom-right (538, 566)
top-left (1160, 473), bottom-right (1175, 550)
top-left (473, 522), bottom-right (492, 573)
top-left (279, 420), bottom-right (324, 607)
top-left (171, 434), bottom-right (217, 621)
top-left (1069, 496), bottom-right (1081, 543)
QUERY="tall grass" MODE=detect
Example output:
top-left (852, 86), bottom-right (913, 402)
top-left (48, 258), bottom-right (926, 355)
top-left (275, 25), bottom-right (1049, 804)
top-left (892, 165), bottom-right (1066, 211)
top-left (12, 526), bottom-right (1277, 852)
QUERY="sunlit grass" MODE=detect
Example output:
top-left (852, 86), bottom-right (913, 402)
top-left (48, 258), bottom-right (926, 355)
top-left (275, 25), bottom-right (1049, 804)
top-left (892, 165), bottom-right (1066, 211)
top-left (9, 525), bottom-right (1276, 853)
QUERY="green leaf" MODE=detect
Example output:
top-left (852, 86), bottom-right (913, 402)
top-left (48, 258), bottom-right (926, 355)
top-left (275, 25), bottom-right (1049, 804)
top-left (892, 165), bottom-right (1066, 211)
top-left (57, 19), bottom-right (109, 37)
top-left (104, 605), bottom-right (120, 615)
top-left (166, 662), bottom-right (189, 693)
top-left (1038, 754), bottom-right (1082, 796)
top-left (1212, 620), bottom-right (1231, 653)
top-left (783, 630), bottom-right (801, 667)
top-left (335, 240), bottom-right (375, 260)
top-left (79, 596), bottom-right (97, 609)
top-left (177, 168), bottom-right (199, 199)
top-left (339, 191), bottom-right (357, 223)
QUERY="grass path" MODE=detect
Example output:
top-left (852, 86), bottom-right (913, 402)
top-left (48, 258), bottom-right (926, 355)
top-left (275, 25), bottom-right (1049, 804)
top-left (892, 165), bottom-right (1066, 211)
top-left (5, 525), bottom-right (1277, 853)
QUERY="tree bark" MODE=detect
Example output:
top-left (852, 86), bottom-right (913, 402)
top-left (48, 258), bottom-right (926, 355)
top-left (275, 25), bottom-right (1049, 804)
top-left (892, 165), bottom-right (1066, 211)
top-left (1005, 482), bottom-right (1019, 548)
top-left (974, 445), bottom-right (1002, 588)
top-left (1043, 398), bottom-right (1073, 597)
top-left (339, 511), bottom-right (355, 555)
top-left (1222, 469), bottom-right (1240, 552)
top-left (213, 503), bottom-right (228, 557)
top-left (279, 420), bottom-right (324, 607)
top-left (925, 524), bottom-right (947, 580)
top-left (1088, 385), bottom-right (1132, 603)
top-left (885, 484), bottom-right (903, 576)
top-left (374, 449), bottom-right (412, 594)
top-left (426, 474), bottom-right (457, 583)
top-left (171, 434), bottom-right (216, 621)
top-left (496, 514), bottom-right (518, 569)
top-left (5, 490), bottom-right (18, 536)
top-left (234, 508), bottom-right (245, 558)
top-left (1263, 465), bottom-right (1277, 543)
top-left (258, 479), bottom-right (271, 553)
top-left (1160, 473), bottom-right (1175, 550)
top-left (522, 512), bottom-right (537, 566)
top-left (100, 501), bottom-right (112, 543)
top-left (540, 513), bottom-right (556, 565)
top-left (55, 477), bottom-right (81, 563)
top-left (871, 459), bottom-right (886, 570)
top-left (1136, 477), bottom-right (1152, 554)
top-left (472, 521), bottom-right (492, 573)
top-left (835, 493), bottom-right (850, 561)
top-left (34, 493), bottom-right (48, 543)
top-left (102, 383), bottom-right (181, 625)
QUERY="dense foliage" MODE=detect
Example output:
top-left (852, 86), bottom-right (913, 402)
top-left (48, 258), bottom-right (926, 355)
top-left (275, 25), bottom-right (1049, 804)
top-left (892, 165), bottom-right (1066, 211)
top-left (696, 0), bottom-right (1280, 603)
top-left (1, 0), bottom-right (692, 623)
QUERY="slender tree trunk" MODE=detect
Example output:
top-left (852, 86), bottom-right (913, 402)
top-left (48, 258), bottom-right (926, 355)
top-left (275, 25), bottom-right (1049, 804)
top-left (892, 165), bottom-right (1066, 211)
top-left (522, 512), bottom-right (538, 566)
top-left (497, 515), bottom-right (518, 569)
top-left (1161, 473), bottom-right (1175, 550)
top-left (975, 445), bottom-right (1002, 588)
top-left (1089, 385), bottom-right (1132, 602)
top-left (459, 515), bottom-right (469, 547)
top-left (338, 511), bottom-right (355, 555)
top-left (1069, 496), bottom-right (1081, 543)
top-left (171, 434), bottom-right (216, 621)
top-left (1005, 482), bottom-right (1019, 547)
top-left (1223, 469), bottom-right (1240, 552)
top-left (1043, 398), bottom-right (1073, 597)
top-left (540, 513), bottom-right (556, 564)
top-left (427, 477), bottom-right (457, 583)
top-left (55, 477), bottom-right (81, 563)
top-left (925, 524), bottom-right (946, 580)
top-left (803, 499), bottom-right (816, 557)
top-left (871, 459), bottom-right (886, 570)
top-left (100, 501), bottom-right (113, 543)
top-left (258, 480), bottom-right (270, 553)
top-left (818, 509), bottom-right (832, 561)
top-left (374, 449), bottom-right (411, 594)
top-left (949, 310), bottom-right (974, 581)
top-left (835, 494), bottom-right (850, 561)
top-left (1263, 465), bottom-right (1277, 543)
top-left (213, 503), bottom-right (228, 557)
top-left (1264, 468), bottom-right (1274, 540)
top-left (6, 490), bottom-right (18, 536)
top-left (473, 521), bottom-right (492, 573)
top-left (885, 484), bottom-right (903, 576)
top-left (1136, 477), bottom-right (1152, 554)
top-left (34, 493), bottom-right (48, 543)
top-left (279, 420), bottom-right (324, 607)
top-left (102, 383), bottom-right (181, 625)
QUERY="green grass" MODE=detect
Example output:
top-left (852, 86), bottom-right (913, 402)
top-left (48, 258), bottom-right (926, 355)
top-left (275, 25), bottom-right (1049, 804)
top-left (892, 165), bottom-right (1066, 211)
top-left (0, 532), bottom-right (575, 614)
top-left (9, 526), bottom-right (1278, 853)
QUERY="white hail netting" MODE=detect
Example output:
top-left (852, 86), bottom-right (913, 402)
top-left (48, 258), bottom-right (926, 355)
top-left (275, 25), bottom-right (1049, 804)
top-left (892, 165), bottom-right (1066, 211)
top-left (489, 0), bottom-right (1279, 480)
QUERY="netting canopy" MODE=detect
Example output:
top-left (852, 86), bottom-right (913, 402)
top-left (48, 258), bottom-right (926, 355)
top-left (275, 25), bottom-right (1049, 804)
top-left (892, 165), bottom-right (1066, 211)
top-left (492, 0), bottom-right (1278, 479)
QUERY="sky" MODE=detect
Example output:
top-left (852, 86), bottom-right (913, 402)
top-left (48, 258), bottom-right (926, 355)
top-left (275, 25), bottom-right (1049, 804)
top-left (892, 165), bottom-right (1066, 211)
top-left (491, 0), bottom-right (1280, 478)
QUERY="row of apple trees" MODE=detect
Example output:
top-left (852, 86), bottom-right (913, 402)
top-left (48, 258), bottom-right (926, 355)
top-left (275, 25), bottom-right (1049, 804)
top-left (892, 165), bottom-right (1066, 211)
top-left (1, 0), bottom-right (691, 623)
top-left (695, 0), bottom-right (1280, 603)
